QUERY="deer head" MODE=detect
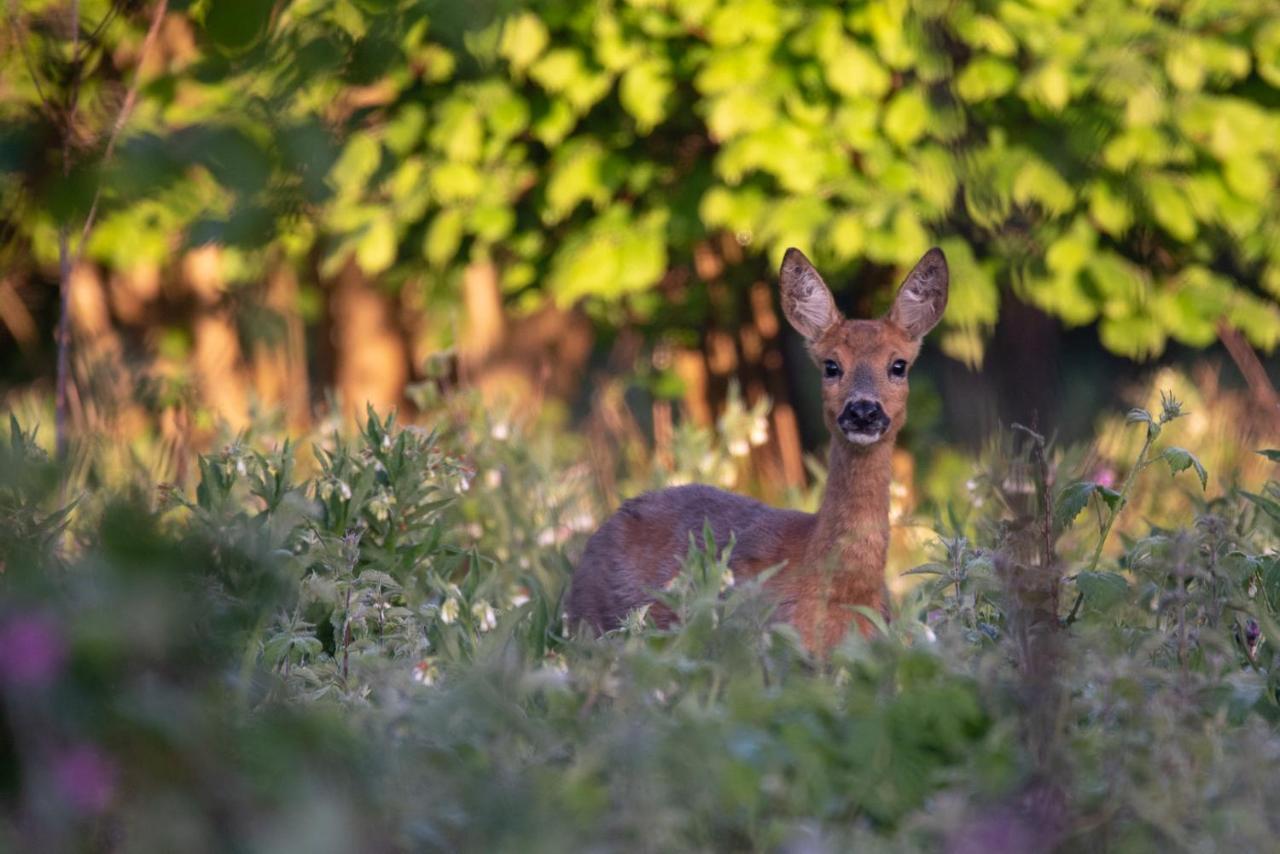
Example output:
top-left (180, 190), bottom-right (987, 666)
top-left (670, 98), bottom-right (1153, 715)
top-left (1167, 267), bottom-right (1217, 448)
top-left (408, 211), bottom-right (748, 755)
top-left (780, 247), bottom-right (948, 448)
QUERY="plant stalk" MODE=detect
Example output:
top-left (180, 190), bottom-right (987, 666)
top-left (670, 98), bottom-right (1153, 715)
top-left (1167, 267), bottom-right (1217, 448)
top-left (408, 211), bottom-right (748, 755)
top-left (1086, 430), bottom-right (1156, 574)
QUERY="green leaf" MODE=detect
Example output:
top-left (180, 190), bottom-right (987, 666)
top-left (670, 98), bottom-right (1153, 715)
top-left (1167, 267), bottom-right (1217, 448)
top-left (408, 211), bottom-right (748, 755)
top-left (1146, 177), bottom-right (1197, 242)
top-left (204, 0), bottom-right (273, 53)
top-left (499, 12), bottom-right (550, 74)
top-left (901, 562), bottom-right (950, 577)
top-left (1075, 571), bottom-right (1130, 613)
top-left (330, 136), bottom-right (382, 198)
top-left (1241, 490), bottom-right (1280, 525)
top-left (424, 209), bottom-right (464, 268)
top-left (824, 42), bottom-right (891, 98)
top-left (1258, 450), bottom-right (1280, 463)
top-left (956, 57), bottom-right (1017, 103)
top-left (620, 57), bottom-right (673, 133)
top-left (1162, 446), bottom-right (1208, 490)
top-left (1095, 485), bottom-right (1124, 511)
top-left (355, 212), bottom-right (397, 275)
top-left (1055, 481), bottom-right (1098, 531)
top-left (882, 88), bottom-right (928, 148)
top-left (544, 140), bottom-right (613, 223)
top-left (1013, 159), bottom-right (1075, 217)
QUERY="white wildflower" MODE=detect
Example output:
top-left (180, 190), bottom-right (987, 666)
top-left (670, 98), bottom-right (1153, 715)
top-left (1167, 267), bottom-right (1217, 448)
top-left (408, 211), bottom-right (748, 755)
top-left (728, 438), bottom-right (750, 458)
top-left (720, 569), bottom-right (735, 592)
top-left (337, 480), bottom-right (352, 501)
top-left (698, 452), bottom-right (717, 474)
top-left (235, 457), bottom-right (248, 477)
top-left (922, 625), bottom-right (937, 643)
top-left (749, 417), bottom-right (769, 447)
top-left (412, 659), bottom-right (438, 686)
top-left (508, 586), bottom-right (531, 608)
top-left (536, 528), bottom-right (557, 547)
top-left (485, 468), bottom-right (503, 489)
top-left (440, 597), bottom-right (460, 625)
top-left (472, 600), bottom-right (497, 632)
top-left (491, 421), bottom-right (510, 441)
top-left (369, 491), bottom-right (396, 522)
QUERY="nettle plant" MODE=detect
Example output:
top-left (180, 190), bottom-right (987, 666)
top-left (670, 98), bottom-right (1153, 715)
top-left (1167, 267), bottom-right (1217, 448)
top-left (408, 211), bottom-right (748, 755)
top-left (177, 407), bottom-right (517, 700)
top-left (906, 392), bottom-right (1280, 716)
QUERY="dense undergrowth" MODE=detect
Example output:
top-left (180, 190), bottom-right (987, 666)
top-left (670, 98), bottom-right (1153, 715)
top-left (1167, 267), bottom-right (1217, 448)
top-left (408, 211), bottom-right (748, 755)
top-left (2, 387), bottom-right (1279, 853)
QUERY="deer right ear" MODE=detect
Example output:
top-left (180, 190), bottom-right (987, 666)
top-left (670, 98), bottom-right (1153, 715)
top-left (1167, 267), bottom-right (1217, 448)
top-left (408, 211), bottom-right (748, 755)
top-left (888, 247), bottom-right (949, 339)
top-left (780, 248), bottom-right (839, 342)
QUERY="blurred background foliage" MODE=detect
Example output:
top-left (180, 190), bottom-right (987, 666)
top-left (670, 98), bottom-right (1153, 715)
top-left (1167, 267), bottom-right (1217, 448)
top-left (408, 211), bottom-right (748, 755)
top-left (1, 0), bottom-right (1278, 497)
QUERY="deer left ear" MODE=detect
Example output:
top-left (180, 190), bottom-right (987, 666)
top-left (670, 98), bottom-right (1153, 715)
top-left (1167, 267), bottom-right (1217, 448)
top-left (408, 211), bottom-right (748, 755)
top-left (889, 247), bottom-right (948, 339)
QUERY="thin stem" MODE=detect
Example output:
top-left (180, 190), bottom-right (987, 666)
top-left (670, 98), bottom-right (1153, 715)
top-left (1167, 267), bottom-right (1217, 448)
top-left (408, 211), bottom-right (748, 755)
top-left (1086, 430), bottom-right (1156, 574)
top-left (55, 230), bottom-right (73, 464)
top-left (76, 0), bottom-right (169, 253)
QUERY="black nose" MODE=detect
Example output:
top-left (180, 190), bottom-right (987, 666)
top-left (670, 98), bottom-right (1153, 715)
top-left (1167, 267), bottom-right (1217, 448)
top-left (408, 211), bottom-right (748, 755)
top-left (838, 399), bottom-right (889, 433)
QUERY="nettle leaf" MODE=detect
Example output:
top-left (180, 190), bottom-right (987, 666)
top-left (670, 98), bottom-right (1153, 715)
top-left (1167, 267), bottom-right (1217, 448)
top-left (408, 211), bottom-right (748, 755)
top-left (902, 562), bottom-right (950, 577)
top-left (1241, 490), bottom-right (1280, 525)
top-left (1126, 407), bottom-right (1153, 426)
top-left (1075, 570), bottom-right (1130, 613)
top-left (1095, 485), bottom-right (1124, 511)
top-left (1162, 446), bottom-right (1208, 490)
top-left (1055, 481), bottom-right (1100, 531)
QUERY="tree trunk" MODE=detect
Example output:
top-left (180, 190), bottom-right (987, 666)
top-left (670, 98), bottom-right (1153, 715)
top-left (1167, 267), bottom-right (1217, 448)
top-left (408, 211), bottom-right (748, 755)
top-left (184, 246), bottom-right (249, 432)
top-left (330, 260), bottom-right (408, 426)
top-left (252, 264), bottom-right (310, 432)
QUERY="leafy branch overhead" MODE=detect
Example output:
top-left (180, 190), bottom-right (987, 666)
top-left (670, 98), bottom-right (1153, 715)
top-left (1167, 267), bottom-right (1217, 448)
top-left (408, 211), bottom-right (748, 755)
top-left (4, 1), bottom-right (1280, 363)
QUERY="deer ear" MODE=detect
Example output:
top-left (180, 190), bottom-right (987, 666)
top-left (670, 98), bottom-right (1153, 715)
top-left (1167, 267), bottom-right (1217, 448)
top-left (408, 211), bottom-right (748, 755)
top-left (780, 248), bottom-right (840, 342)
top-left (889, 247), bottom-right (948, 338)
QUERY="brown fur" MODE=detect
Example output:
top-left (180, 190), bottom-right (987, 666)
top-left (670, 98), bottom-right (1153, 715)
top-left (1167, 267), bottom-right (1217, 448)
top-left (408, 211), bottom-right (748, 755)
top-left (566, 247), bottom-right (948, 656)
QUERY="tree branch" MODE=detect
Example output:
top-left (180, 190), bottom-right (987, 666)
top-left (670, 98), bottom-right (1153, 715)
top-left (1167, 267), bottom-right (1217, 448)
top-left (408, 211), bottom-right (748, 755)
top-left (1217, 319), bottom-right (1279, 434)
top-left (53, 0), bottom-right (170, 462)
top-left (77, 0), bottom-right (169, 254)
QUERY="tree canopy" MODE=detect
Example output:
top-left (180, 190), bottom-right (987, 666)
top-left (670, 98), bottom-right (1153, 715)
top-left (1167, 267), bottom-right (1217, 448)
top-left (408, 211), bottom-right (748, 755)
top-left (3, 0), bottom-right (1279, 373)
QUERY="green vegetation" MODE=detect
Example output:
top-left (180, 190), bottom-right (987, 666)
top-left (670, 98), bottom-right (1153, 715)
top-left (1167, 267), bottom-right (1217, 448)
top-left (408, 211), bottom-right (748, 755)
top-left (3, 390), bottom-right (1279, 851)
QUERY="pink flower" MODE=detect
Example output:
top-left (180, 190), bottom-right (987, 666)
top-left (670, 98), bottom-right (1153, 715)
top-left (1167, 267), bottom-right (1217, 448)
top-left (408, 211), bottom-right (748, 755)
top-left (1092, 467), bottom-right (1118, 489)
top-left (0, 615), bottom-right (66, 689)
top-left (53, 745), bottom-right (116, 814)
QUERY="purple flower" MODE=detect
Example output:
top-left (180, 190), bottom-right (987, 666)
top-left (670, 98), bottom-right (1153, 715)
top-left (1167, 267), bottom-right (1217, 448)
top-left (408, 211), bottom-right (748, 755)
top-left (0, 615), bottom-right (66, 689)
top-left (1092, 467), bottom-right (1118, 489)
top-left (53, 745), bottom-right (116, 814)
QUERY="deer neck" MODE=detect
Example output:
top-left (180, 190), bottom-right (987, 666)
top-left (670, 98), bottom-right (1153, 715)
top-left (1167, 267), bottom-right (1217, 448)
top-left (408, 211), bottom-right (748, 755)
top-left (807, 438), bottom-right (894, 576)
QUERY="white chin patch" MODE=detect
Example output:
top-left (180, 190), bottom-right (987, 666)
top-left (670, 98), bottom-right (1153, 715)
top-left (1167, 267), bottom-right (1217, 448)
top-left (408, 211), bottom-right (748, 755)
top-left (842, 430), bottom-right (883, 446)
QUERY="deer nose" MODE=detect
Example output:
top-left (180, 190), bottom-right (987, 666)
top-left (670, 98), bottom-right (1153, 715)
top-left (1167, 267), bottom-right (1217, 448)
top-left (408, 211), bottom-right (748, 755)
top-left (838, 399), bottom-right (889, 433)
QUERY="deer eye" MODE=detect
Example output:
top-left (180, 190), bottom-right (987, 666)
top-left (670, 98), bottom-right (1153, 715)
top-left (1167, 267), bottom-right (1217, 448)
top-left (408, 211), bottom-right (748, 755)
top-left (823, 359), bottom-right (843, 379)
top-left (889, 359), bottom-right (908, 378)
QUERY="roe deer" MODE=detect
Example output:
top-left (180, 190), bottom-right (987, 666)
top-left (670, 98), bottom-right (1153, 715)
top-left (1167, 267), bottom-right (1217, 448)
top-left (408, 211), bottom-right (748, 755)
top-left (566, 247), bottom-right (948, 656)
